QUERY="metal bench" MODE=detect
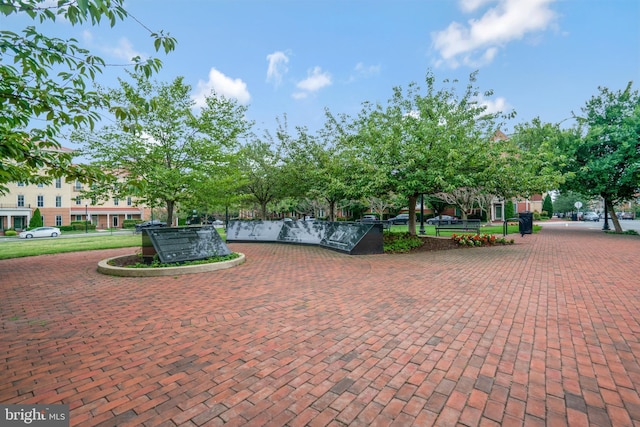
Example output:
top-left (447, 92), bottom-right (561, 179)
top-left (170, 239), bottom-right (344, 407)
top-left (435, 219), bottom-right (481, 236)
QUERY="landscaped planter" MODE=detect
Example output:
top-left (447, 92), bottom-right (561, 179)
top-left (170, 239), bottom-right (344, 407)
top-left (97, 253), bottom-right (245, 277)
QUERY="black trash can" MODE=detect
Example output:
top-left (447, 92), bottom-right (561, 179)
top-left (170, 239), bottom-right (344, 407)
top-left (518, 211), bottom-right (533, 236)
top-left (571, 213), bottom-right (578, 221)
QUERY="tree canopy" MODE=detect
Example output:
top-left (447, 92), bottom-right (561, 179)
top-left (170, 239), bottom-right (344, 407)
top-left (0, 0), bottom-right (176, 194)
top-left (559, 82), bottom-right (640, 232)
top-left (348, 71), bottom-right (505, 234)
top-left (74, 73), bottom-right (251, 226)
top-left (238, 137), bottom-right (286, 220)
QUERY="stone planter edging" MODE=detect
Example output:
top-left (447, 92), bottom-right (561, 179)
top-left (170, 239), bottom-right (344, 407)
top-left (97, 253), bottom-right (245, 277)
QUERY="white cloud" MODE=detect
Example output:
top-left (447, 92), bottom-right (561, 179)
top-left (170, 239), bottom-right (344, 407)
top-left (459, 0), bottom-right (494, 12)
top-left (81, 30), bottom-right (93, 43)
top-left (266, 51), bottom-right (290, 87)
top-left (296, 66), bottom-right (332, 92)
top-left (476, 94), bottom-right (512, 114)
top-left (354, 62), bottom-right (381, 77)
top-left (432, 0), bottom-right (557, 68)
top-left (106, 37), bottom-right (146, 61)
top-left (192, 68), bottom-right (251, 107)
top-left (82, 31), bottom-right (146, 62)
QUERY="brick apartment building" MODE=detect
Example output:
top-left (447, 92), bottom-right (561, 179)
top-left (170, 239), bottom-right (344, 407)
top-left (0, 177), bottom-right (147, 231)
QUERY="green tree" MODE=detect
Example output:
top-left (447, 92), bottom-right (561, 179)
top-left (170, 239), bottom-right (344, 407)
top-left (0, 0), bottom-right (176, 195)
top-left (493, 118), bottom-right (566, 203)
top-left (542, 194), bottom-right (554, 217)
top-left (185, 164), bottom-right (247, 224)
top-left (274, 114), bottom-right (355, 221)
top-left (552, 191), bottom-right (588, 215)
top-left (305, 110), bottom-right (363, 221)
top-left (350, 71), bottom-right (503, 235)
top-left (561, 83), bottom-right (640, 232)
top-left (504, 199), bottom-right (515, 220)
top-left (28, 207), bottom-right (43, 228)
top-left (426, 195), bottom-right (450, 219)
top-left (75, 73), bottom-right (251, 226)
top-left (238, 138), bottom-right (286, 220)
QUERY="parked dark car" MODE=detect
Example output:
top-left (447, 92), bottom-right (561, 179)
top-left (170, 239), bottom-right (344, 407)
top-left (426, 215), bottom-right (458, 225)
top-left (621, 212), bottom-right (635, 220)
top-left (388, 213), bottom-right (410, 225)
top-left (135, 220), bottom-right (167, 232)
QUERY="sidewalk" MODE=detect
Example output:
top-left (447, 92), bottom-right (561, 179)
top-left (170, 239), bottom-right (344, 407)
top-left (1, 226), bottom-right (639, 426)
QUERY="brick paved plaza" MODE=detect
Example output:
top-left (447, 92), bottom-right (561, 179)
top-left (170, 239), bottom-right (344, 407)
top-left (1, 226), bottom-right (639, 426)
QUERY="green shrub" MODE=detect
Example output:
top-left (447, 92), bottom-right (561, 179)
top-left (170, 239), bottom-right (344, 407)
top-left (4, 230), bottom-right (17, 237)
top-left (504, 201), bottom-right (515, 220)
top-left (70, 221), bottom-right (96, 231)
top-left (122, 219), bottom-right (140, 229)
top-left (383, 233), bottom-right (424, 253)
top-left (59, 225), bottom-right (74, 231)
top-left (29, 208), bottom-right (43, 228)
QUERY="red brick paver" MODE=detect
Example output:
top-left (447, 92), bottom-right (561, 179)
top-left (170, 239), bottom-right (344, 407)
top-left (1, 226), bottom-right (639, 426)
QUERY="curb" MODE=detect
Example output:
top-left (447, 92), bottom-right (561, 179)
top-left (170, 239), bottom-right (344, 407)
top-left (97, 253), bottom-right (245, 277)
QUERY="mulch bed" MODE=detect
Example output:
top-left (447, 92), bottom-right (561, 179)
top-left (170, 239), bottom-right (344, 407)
top-left (108, 255), bottom-right (143, 267)
top-left (411, 236), bottom-right (460, 252)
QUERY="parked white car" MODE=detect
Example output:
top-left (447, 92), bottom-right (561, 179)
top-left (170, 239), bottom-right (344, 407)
top-left (582, 212), bottom-right (600, 222)
top-left (19, 227), bottom-right (61, 238)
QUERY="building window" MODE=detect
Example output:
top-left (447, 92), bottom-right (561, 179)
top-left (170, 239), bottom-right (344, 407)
top-left (75, 196), bottom-right (81, 205)
top-left (17, 195), bottom-right (24, 207)
top-left (126, 214), bottom-right (132, 220)
top-left (113, 197), bottom-right (119, 206)
top-left (74, 180), bottom-right (82, 191)
top-left (56, 196), bottom-right (62, 207)
top-left (127, 197), bottom-right (132, 206)
top-left (17, 182), bottom-right (24, 187)
top-left (55, 178), bottom-right (62, 188)
top-left (75, 215), bottom-right (82, 221)
top-left (113, 217), bottom-right (119, 228)
top-left (37, 183), bottom-right (44, 188)
top-left (55, 215), bottom-right (62, 226)
top-left (37, 195), bottom-right (44, 207)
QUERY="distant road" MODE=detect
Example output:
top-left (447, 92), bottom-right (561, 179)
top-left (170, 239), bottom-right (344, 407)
top-left (539, 219), bottom-right (640, 232)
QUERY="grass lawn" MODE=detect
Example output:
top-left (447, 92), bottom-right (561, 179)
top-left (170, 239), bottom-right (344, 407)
top-left (0, 228), bottom-right (230, 260)
top-left (0, 233), bottom-right (142, 260)
top-left (0, 224), bottom-right (532, 260)
top-left (387, 223), bottom-right (538, 236)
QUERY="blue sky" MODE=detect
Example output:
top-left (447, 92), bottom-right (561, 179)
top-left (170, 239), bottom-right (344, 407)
top-left (7, 0), bottom-right (640, 142)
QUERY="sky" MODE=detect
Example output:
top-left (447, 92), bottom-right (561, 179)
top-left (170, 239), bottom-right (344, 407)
top-left (5, 0), bottom-right (640, 145)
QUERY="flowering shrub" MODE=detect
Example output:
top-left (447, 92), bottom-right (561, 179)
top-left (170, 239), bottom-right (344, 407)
top-left (451, 233), bottom-right (514, 247)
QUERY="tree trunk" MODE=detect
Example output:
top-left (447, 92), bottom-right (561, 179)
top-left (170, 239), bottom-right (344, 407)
top-left (607, 200), bottom-right (623, 233)
top-left (407, 194), bottom-right (418, 236)
top-left (260, 202), bottom-right (268, 220)
top-left (166, 200), bottom-right (175, 227)
top-left (328, 199), bottom-right (336, 222)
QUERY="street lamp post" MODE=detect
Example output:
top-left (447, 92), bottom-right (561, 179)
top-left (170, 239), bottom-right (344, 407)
top-left (85, 204), bottom-right (88, 234)
top-left (602, 198), bottom-right (610, 231)
top-left (419, 194), bottom-right (426, 235)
